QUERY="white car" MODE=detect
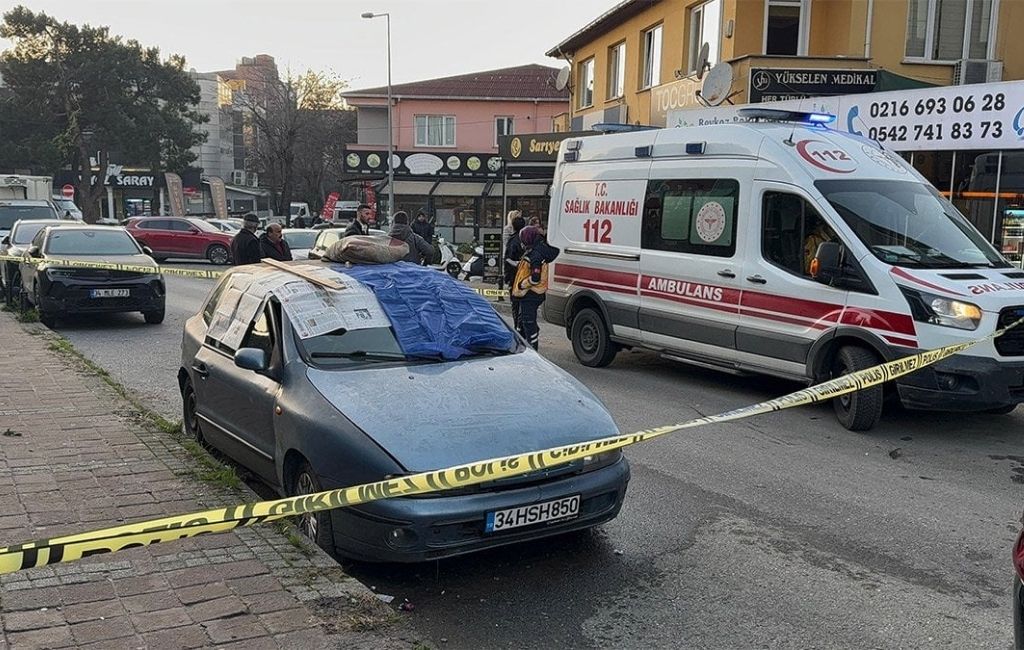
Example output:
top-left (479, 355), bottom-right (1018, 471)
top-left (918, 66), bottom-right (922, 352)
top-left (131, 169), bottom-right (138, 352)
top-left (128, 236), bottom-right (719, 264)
top-left (52, 197), bottom-right (83, 221)
top-left (282, 228), bottom-right (318, 260)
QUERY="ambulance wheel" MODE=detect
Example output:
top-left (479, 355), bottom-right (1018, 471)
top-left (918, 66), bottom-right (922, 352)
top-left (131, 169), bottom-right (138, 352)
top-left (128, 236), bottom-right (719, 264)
top-left (831, 345), bottom-right (884, 432)
top-left (571, 308), bottom-right (617, 368)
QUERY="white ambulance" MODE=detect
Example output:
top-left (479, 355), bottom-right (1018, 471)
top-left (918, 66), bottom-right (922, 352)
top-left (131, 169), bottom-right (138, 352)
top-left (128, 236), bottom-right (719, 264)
top-left (543, 109), bottom-right (1024, 431)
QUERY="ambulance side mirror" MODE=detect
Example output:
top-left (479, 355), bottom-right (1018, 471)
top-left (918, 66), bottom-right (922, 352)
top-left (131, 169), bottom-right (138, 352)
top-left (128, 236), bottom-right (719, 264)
top-left (810, 242), bottom-right (845, 286)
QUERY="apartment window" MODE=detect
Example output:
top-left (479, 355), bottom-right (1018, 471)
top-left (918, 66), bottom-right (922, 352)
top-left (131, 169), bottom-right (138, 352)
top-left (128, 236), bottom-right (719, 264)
top-left (642, 24), bottom-right (663, 89)
top-left (495, 116), bottom-right (513, 146)
top-left (689, 0), bottom-right (722, 73)
top-left (764, 0), bottom-right (807, 56)
top-left (905, 0), bottom-right (995, 61)
top-left (578, 57), bottom-right (595, 108)
top-left (608, 42), bottom-right (625, 99)
top-left (414, 115), bottom-right (456, 147)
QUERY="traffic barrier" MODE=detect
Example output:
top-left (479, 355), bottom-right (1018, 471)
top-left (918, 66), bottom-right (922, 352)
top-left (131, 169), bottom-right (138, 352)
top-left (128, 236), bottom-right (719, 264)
top-left (1, 315), bottom-right (1020, 575)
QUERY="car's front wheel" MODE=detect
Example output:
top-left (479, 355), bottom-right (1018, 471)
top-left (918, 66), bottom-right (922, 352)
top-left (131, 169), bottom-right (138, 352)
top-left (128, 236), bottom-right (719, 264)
top-left (831, 345), bottom-right (884, 431)
top-left (33, 283), bottom-right (56, 328)
top-left (181, 378), bottom-right (204, 443)
top-left (207, 244), bottom-right (230, 265)
top-left (290, 460), bottom-right (334, 553)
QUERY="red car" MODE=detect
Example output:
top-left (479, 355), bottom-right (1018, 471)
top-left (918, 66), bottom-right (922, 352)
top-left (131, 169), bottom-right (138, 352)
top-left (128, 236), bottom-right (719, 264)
top-left (126, 217), bottom-right (234, 264)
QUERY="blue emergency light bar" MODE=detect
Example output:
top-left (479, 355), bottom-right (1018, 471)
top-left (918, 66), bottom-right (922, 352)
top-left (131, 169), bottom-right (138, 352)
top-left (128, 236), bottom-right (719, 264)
top-left (737, 108), bottom-right (836, 124)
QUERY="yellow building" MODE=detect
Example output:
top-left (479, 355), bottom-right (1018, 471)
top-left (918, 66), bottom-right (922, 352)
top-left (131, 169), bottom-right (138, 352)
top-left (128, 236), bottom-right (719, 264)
top-left (547, 0), bottom-right (1024, 130)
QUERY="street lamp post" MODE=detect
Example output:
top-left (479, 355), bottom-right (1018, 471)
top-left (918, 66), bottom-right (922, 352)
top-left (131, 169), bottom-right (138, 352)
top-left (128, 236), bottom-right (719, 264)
top-left (361, 11), bottom-right (394, 224)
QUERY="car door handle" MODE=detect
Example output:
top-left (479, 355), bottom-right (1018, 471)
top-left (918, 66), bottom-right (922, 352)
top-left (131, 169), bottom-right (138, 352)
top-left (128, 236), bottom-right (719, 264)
top-left (717, 269), bottom-right (736, 278)
top-left (746, 275), bottom-right (768, 285)
top-left (192, 362), bottom-right (209, 379)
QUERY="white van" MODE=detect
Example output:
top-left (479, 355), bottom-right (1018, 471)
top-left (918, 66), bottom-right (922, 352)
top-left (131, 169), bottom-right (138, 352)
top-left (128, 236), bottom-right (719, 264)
top-left (544, 109), bottom-right (1024, 431)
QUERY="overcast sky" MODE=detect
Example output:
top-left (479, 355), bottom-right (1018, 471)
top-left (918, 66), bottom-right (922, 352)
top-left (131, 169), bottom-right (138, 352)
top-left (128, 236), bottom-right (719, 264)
top-left (0, 0), bottom-right (621, 89)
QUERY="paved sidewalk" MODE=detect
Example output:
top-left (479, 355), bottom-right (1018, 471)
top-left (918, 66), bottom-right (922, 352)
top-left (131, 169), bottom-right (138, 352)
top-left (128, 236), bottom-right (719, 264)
top-left (0, 315), bottom-right (419, 649)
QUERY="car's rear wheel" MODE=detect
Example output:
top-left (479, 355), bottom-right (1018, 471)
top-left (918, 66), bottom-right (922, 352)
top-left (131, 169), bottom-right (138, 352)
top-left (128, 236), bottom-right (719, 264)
top-left (181, 379), bottom-right (204, 443)
top-left (207, 244), bottom-right (230, 265)
top-left (831, 345), bottom-right (884, 431)
top-left (571, 307), bottom-right (618, 367)
top-left (290, 461), bottom-right (334, 553)
top-left (143, 309), bottom-right (165, 324)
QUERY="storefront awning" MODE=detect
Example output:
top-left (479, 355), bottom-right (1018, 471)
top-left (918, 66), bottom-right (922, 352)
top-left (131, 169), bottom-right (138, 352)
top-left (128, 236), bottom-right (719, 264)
top-left (873, 69), bottom-right (937, 92)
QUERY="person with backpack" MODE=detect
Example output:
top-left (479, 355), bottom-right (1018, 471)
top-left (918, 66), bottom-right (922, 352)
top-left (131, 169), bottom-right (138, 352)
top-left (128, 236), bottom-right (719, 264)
top-left (511, 224), bottom-right (560, 350)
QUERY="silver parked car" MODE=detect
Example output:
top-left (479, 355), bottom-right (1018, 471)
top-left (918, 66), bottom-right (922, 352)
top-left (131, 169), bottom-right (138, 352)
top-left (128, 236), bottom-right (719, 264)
top-left (178, 261), bottom-right (629, 562)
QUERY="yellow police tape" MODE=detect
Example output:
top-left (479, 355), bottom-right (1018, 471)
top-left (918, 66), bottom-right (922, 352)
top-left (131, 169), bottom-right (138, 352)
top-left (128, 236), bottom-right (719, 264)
top-left (1, 316), bottom-right (1020, 575)
top-left (468, 286), bottom-right (510, 299)
top-left (0, 254), bottom-right (223, 280)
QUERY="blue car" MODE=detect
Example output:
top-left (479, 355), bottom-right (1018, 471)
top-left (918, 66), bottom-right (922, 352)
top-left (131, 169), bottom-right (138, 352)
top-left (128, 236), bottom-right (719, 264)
top-left (179, 261), bottom-right (629, 562)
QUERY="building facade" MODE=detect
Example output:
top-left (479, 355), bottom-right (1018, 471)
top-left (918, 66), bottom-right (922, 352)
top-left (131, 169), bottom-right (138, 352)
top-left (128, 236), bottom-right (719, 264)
top-left (548, 0), bottom-right (1024, 262)
top-left (342, 64), bottom-right (569, 244)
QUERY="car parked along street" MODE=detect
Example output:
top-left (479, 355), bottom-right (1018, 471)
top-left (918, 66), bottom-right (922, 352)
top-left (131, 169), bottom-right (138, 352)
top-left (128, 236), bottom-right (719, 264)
top-left (19, 225), bottom-right (165, 327)
top-left (126, 216), bottom-right (234, 264)
top-left (179, 261), bottom-right (629, 562)
top-left (1, 218), bottom-right (64, 305)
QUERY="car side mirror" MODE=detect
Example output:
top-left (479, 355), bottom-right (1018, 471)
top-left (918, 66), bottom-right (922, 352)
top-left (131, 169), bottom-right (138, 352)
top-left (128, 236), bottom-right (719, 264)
top-left (28, 245), bottom-right (41, 258)
top-left (189, 228), bottom-right (200, 234)
top-left (142, 246), bottom-right (154, 256)
top-left (811, 242), bottom-right (869, 290)
top-left (1, 236), bottom-right (9, 246)
top-left (234, 348), bottom-right (269, 372)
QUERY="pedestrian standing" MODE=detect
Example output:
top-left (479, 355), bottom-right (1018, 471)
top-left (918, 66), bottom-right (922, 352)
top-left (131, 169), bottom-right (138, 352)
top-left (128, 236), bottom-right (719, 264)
top-left (412, 210), bottom-right (434, 241)
top-left (230, 212), bottom-right (262, 265)
top-left (259, 223), bottom-right (293, 261)
top-left (503, 213), bottom-right (526, 331)
top-left (511, 224), bottom-right (560, 350)
top-left (344, 204), bottom-right (373, 237)
top-left (389, 211), bottom-right (435, 264)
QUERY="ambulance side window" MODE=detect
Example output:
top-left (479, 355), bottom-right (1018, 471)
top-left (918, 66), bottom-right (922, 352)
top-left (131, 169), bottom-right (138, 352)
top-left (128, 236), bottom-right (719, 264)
top-left (641, 179), bottom-right (739, 257)
top-left (762, 192), bottom-right (838, 278)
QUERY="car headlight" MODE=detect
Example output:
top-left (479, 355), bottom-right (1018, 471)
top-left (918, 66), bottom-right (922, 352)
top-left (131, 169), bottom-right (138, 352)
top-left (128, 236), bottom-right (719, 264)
top-left (582, 449), bottom-right (622, 471)
top-left (900, 288), bottom-right (982, 331)
top-left (45, 268), bottom-right (76, 279)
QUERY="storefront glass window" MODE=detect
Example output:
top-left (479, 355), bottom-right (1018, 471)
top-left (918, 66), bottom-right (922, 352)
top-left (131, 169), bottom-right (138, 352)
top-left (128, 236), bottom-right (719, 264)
top-left (950, 150), bottom-right (998, 242)
top-left (996, 152), bottom-right (1024, 267)
top-left (394, 195), bottom-right (430, 223)
top-left (912, 151), bottom-right (953, 195)
top-left (483, 198), bottom-right (504, 229)
top-left (434, 196), bottom-right (479, 244)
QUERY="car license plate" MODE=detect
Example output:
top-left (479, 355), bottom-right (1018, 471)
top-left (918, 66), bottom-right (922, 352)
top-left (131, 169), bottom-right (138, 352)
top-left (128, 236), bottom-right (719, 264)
top-left (90, 288), bottom-right (129, 298)
top-left (485, 495), bottom-right (580, 533)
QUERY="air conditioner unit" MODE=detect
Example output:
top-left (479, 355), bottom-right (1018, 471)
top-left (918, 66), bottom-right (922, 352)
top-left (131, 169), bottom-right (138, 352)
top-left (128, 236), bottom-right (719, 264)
top-left (247, 173), bottom-right (259, 188)
top-left (231, 170), bottom-right (245, 185)
top-left (953, 59), bottom-right (1003, 85)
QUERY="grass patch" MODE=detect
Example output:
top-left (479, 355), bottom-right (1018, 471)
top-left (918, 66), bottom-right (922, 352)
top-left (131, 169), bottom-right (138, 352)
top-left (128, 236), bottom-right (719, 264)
top-left (15, 307), bottom-right (38, 323)
top-left (343, 593), bottom-right (400, 633)
top-left (181, 439), bottom-right (242, 490)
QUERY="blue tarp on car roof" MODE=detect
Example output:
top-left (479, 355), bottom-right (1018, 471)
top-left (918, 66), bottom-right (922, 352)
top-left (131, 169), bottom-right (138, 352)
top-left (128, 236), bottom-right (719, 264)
top-left (335, 262), bottom-right (516, 360)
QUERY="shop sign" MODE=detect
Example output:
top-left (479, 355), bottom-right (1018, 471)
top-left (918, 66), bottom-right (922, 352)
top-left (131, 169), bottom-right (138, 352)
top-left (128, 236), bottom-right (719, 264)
top-left (343, 149), bottom-right (504, 178)
top-left (649, 77), bottom-right (704, 126)
top-left (668, 79), bottom-right (1024, 152)
top-left (498, 131), bottom-right (596, 162)
top-left (748, 68), bottom-right (877, 103)
top-left (482, 232), bottom-right (501, 281)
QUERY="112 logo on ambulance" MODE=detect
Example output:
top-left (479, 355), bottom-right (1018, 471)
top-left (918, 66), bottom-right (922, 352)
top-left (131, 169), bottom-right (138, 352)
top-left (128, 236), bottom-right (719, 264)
top-left (560, 180), bottom-right (646, 248)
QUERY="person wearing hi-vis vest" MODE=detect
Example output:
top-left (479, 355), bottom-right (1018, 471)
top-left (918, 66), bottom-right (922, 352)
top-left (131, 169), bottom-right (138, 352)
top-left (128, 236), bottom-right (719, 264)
top-left (511, 224), bottom-right (560, 350)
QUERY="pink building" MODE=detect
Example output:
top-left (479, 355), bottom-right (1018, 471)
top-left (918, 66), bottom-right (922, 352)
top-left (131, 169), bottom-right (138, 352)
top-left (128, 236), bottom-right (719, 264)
top-left (342, 64), bottom-right (569, 244)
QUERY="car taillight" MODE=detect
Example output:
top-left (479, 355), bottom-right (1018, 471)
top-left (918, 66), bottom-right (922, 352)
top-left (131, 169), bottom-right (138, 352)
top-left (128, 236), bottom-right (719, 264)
top-left (1014, 529), bottom-right (1024, 582)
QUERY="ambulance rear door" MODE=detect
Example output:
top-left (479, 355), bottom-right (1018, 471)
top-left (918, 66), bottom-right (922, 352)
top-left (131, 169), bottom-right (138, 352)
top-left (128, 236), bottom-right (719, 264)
top-left (549, 159), bottom-right (649, 340)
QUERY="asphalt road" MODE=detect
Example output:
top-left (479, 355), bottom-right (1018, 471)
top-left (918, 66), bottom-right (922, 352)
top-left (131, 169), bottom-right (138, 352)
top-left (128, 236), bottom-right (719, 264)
top-left (54, 268), bottom-right (1024, 649)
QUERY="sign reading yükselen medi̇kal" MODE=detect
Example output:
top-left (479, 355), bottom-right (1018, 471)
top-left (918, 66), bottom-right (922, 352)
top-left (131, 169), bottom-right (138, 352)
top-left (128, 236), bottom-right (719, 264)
top-left (669, 79), bottom-right (1024, 153)
top-left (748, 68), bottom-right (877, 103)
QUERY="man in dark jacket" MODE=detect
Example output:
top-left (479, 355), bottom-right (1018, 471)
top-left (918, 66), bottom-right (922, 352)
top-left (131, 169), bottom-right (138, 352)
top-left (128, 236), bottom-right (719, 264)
top-left (411, 210), bottom-right (434, 241)
top-left (231, 213), bottom-right (262, 265)
top-left (388, 211), bottom-right (435, 264)
top-left (259, 223), bottom-right (293, 261)
top-left (344, 204), bottom-right (372, 238)
top-left (513, 225), bottom-right (560, 350)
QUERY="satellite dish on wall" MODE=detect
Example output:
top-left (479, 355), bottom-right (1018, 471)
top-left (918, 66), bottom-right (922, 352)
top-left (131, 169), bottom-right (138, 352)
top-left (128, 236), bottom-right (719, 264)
top-left (554, 66), bottom-right (571, 91)
top-left (700, 62), bottom-right (734, 106)
top-left (695, 43), bottom-right (710, 80)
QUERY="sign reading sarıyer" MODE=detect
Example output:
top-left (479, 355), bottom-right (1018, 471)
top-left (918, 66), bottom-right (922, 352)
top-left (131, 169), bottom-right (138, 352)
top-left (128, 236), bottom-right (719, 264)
top-left (668, 79), bottom-right (1024, 152)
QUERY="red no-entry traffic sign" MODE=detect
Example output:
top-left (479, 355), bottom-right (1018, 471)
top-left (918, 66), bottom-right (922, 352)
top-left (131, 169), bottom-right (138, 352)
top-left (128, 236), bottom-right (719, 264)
top-left (61, 184), bottom-right (75, 199)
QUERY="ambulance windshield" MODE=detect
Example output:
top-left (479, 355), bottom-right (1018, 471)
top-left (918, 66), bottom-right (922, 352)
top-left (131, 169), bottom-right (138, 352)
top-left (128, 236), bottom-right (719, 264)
top-left (815, 179), bottom-right (1009, 269)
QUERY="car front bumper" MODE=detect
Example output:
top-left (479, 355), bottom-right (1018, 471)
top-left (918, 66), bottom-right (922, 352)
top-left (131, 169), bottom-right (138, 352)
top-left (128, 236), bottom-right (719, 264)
top-left (35, 275), bottom-right (165, 316)
top-left (894, 352), bottom-right (1024, 411)
top-left (328, 457), bottom-right (630, 563)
